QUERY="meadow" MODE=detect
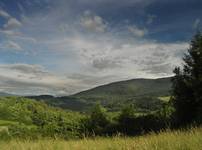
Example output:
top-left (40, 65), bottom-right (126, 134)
top-left (0, 127), bottom-right (201, 150)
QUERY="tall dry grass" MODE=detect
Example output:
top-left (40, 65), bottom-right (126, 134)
top-left (0, 127), bottom-right (201, 150)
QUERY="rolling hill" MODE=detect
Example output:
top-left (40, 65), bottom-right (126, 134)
top-left (28, 77), bottom-right (172, 112)
top-left (74, 77), bottom-right (171, 101)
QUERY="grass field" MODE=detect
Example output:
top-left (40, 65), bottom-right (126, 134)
top-left (0, 127), bottom-right (201, 150)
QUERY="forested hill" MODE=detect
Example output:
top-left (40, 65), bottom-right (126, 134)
top-left (28, 77), bottom-right (172, 112)
top-left (74, 77), bottom-right (172, 100)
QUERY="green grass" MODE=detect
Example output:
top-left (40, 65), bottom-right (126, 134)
top-left (158, 96), bottom-right (171, 102)
top-left (0, 120), bottom-right (18, 132)
top-left (0, 120), bottom-right (18, 126)
top-left (0, 127), bottom-right (201, 150)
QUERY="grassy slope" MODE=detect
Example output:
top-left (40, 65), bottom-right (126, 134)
top-left (1, 127), bottom-right (201, 150)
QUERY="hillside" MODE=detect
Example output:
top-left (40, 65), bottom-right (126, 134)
top-left (75, 77), bottom-right (171, 98)
top-left (29, 77), bottom-right (172, 112)
top-left (73, 77), bottom-right (172, 111)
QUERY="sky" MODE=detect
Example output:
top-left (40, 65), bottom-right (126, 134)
top-left (0, 0), bottom-right (201, 96)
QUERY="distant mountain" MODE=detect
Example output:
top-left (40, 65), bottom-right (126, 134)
top-left (0, 92), bottom-right (14, 96)
top-left (28, 77), bottom-right (172, 112)
top-left (74, 77), bottom-right (172, 99)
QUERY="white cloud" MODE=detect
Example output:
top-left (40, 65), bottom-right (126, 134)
top-left (0, 9), bottom-right (23, 46)
top-left (0, 9), bottom-right (10, 19)
top-left (0, 1), bottom-right (190, 95)
top-left (128, 25), bottom-right (148, 37)
top-left (80, 11), bottom-right (107, 32)
top-left (0, 29), bottom-right (36, 43)
top-left (3, 18), bottom-right (22, 30)
top-left (6, 41), bottom-right (22, 50)
top-left (3, 64), bottom-right (47, 75)
top-left (0, 30), bottom-right (16, 36)
top-left (0, 41), bottom-right (22, 51)
top-left (0, 64), bottom-right (80, 95)
top-left (0, 29), bottom-right (20, 36)
top-left (0, 9), bottom-right (22, 37)
top-left (53, 33), bottom-right (188, 80)
top-left (193, 18), bottom-right (200, 29)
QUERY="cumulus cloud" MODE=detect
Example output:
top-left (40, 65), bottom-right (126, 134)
top-left (0, 41), bottom-right (22, 51)
top-left (92, 58), bottom-right (122, 70)
top-left (0, 9), bottom-right (10, 18)
top-left (0, 9), bottom-right (22, 41)
top-left (5, 41), bottom-right (22, 51)
top-left (80, 11), bottom-right (107, 32)
top-left (3, 64), bottom-right (48, 75)
top-left (0, 29), bottom-right (21, 36)
top-left (57, 34), bottom-right (188, 79)
top-left (141, 63), bottom-right (173, 75)
top-left (0, 0), bottom-right (192, 95)
top-left (3, 18), bottom-right (22, 30)
top-left (128, 26), bottom-right (148, 37)
top-left (0, 64), bottom-right (81, 95)
top-left (67, 73), bottom-right (118, 90)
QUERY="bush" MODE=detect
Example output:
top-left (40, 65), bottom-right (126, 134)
top-left (8, 124), bottom-right (39, 140)
top-left (81, 104), bottom-right (110, 136)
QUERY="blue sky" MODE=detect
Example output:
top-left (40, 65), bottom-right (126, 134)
top-left (0, 0), bottom-right (201, 95)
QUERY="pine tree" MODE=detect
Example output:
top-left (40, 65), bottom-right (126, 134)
top-left (172, 32), bottom-right (202, 126)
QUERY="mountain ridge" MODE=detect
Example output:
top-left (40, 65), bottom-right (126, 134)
top-left (27, 77), bottom-right (172, 112)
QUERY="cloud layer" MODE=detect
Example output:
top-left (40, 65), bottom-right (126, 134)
top-left (0, 0), bottom-right (200, 95)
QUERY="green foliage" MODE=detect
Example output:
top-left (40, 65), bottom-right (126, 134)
top-left (8, 124), bottom-right (39, 140)
top-left (0, 97), bottom-right (174, 139)
top-left (171, 32), bottom-right (202, 126)
top-left (90, 104), bottom-right (109, 127)
top-left (117, 105), bottom-right (136, 135)
top-left (0, 97), bottom-right (84, 140)
top-left (118, 105), bottom-right (135, 124)
top-left (116, 104), bottom-right (172, 135)
top-left (157, 103), bottom-right (174, 120)
top-left (82, 104), bottom-right (110, 136)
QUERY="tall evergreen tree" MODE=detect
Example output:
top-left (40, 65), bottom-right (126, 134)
top-left (171, 33), bottom-right (202, 126)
